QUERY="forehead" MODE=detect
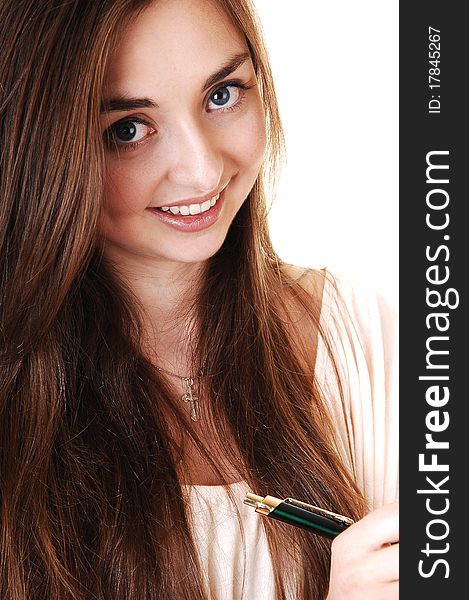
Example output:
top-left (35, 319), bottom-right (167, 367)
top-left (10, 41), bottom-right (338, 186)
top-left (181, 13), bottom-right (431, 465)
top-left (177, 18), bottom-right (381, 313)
top-left (104, 0), bottom-right (250, 97)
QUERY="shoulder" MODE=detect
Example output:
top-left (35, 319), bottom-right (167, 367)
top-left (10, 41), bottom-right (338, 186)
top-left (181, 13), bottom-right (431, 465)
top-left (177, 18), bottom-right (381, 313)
top-left (278, 264), bottom-right (327, 368)
top-left (315, 270), bottom-right (399, 508)
top-left (281, 263), bottom-right (325, 295)
top-left (316, 269), bottom-right (398, 404)
top-left (281, 264), bottom-right (397, 337)
top-left (319, 271), bottom-right (398, 376)
top-left (280, 265), bottom-right (399, 506)
top-left (280, 264), bottom-right (327, 316)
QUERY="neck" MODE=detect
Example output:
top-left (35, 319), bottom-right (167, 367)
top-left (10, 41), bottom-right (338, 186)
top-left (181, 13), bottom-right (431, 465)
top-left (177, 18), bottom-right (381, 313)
top-left (103, 245), bottom-right (206, 371)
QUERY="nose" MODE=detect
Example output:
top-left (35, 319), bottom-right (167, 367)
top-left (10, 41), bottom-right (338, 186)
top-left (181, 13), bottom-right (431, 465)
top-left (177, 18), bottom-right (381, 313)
top-left (165, 119), bottom-right (223, 194)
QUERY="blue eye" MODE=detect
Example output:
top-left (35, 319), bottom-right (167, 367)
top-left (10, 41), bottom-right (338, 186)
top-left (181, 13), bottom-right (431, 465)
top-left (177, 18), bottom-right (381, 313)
top-left (114, 120), bottom-right (138, 142)
top-left (111, 119), bottom-right (151, 143)
top-left (105, 117), bottom-right (156, 151)
top-left (210, 86), bottom-right (236, 107)
top-left (207, 82), bottom-right (251, 112)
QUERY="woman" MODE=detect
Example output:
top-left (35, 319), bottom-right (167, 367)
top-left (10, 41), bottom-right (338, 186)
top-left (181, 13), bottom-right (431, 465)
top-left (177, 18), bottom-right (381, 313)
top-left (0, 0), bottom-right (398, 598)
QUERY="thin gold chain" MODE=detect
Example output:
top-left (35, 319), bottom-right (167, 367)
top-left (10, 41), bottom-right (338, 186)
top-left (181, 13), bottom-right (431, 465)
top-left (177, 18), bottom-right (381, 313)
top-left (154, 362), bottom-right (206, 381)
top-left (155, 364), bottom-right (204, 421)
top-left (155, 364), bottom-right (194, 382)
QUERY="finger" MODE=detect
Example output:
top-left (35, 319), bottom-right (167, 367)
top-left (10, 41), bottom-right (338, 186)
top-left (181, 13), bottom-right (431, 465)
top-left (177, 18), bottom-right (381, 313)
top-left (367, 542), bottom-right (399, 583)
top-left (389, 580), bottom-right (399, 597)
top-left (375, 579), bottom-right (399, 600)
top-left (335, 501), bottom-right (399, 554)
top-left (360, 581), bottom-right (399, 600)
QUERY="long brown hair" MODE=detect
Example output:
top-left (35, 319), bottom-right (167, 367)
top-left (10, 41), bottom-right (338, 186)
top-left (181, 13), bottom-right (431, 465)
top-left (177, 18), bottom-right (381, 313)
top-left (0, 1), bottom-right (366, 598)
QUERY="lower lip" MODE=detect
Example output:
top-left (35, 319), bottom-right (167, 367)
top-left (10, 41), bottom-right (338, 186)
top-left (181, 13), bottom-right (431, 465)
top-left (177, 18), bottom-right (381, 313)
top-left (147, 189), bottom-right (225, 233)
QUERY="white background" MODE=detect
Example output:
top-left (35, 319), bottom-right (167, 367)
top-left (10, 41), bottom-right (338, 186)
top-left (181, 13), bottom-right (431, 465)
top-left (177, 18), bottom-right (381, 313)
top-left (253, 0), bottom-right (398, 307)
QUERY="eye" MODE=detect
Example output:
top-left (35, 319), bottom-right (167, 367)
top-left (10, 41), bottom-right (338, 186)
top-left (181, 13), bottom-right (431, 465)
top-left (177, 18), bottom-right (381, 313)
top-left (105, 117), bottom-right (155, 150)
top-left (207, 82), bottom-right (251, 112)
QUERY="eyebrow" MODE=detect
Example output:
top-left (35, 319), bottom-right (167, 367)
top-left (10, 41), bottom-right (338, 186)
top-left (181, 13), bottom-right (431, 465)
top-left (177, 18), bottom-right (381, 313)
top-left (201, 51), bottom-right (251, 91)
top-left (100, 97), bottom-right (157, 113)
top-left (100, 51), bottom-right (251, 114)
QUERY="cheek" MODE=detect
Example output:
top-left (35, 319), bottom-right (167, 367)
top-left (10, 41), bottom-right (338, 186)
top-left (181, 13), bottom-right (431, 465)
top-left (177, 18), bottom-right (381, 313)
top-left (230, 103), bottom-right (267, 172)
top-left (102, 162), bottom-right (149, 218)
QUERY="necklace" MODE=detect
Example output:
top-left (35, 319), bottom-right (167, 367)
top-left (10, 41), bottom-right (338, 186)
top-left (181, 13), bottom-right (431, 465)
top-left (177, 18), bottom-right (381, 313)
top-left (155, 364), bottom-right (202, 422)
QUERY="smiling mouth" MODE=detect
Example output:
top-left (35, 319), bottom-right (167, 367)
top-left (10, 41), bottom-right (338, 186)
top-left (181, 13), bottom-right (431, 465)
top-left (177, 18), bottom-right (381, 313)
top-left (154, 192), bottom-right (221, 216)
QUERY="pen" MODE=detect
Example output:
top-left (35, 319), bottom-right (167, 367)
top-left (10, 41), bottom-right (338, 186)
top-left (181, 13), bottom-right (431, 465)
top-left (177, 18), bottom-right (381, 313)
top-left (243, 492), bottom-right (354, 539)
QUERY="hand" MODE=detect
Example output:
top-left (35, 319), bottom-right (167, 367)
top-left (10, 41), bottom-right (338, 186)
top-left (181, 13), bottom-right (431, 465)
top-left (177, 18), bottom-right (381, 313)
top-left (326, 501), bottom-right (399, 600)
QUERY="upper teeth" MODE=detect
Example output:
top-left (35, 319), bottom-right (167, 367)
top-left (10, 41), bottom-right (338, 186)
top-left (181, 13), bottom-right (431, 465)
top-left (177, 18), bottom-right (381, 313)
top-left (159, 193), bottom-right (220, 215)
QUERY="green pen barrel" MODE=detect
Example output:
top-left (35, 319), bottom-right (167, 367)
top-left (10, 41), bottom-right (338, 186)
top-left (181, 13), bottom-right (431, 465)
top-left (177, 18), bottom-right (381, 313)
top-left (268, 500), bottom-right (350, 538)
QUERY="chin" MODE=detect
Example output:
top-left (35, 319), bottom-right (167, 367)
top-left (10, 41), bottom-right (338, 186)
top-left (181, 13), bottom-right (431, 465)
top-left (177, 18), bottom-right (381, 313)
top-left (157, 230), bottom-right (229, 265)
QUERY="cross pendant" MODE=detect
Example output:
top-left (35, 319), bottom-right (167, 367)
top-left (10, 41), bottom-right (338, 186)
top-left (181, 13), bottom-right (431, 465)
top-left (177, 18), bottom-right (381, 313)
top-left (181, 378), bottom-right (200, 421)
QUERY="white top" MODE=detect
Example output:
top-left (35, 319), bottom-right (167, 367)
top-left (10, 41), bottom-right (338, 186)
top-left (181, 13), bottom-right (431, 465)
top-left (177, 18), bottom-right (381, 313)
top-left (185, 273), bottom-right (399, 599)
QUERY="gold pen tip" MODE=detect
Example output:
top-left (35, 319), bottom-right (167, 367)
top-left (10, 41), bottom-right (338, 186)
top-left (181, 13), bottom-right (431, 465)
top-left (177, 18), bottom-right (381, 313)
top-left (243, 492), bottom-right (264, 508)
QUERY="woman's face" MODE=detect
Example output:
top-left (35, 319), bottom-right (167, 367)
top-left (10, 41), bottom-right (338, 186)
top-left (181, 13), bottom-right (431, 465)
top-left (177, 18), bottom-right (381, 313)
top-left (100, 0), bottom-right (267, 268)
